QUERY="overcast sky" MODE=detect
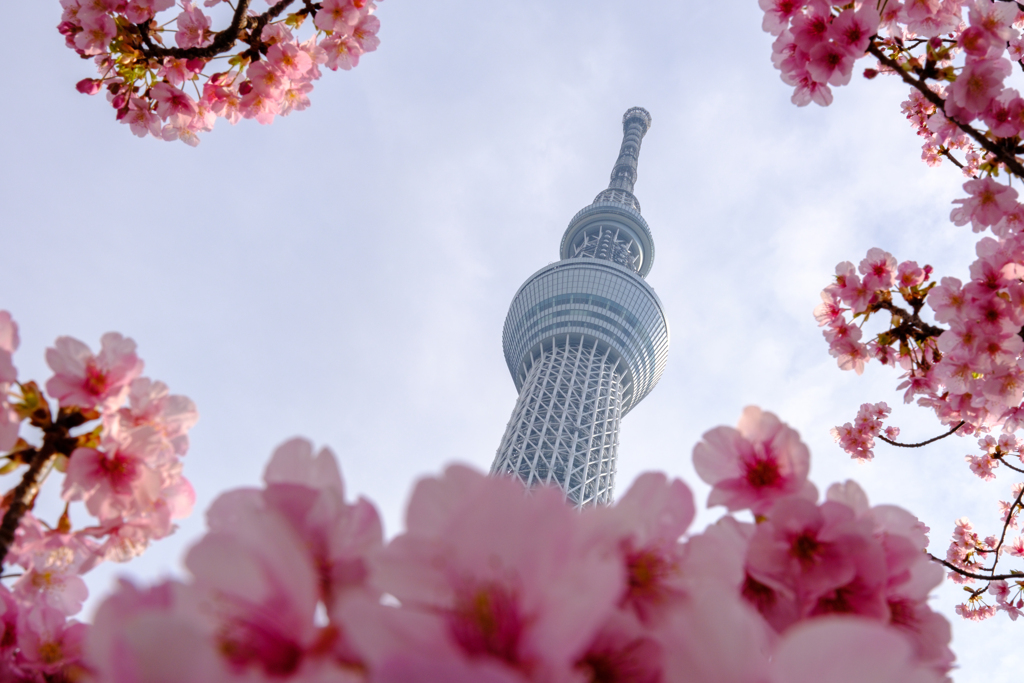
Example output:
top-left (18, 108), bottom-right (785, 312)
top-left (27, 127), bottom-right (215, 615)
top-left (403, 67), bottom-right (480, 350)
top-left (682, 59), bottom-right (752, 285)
top-left (1, 1), bottom-right (1020, 680)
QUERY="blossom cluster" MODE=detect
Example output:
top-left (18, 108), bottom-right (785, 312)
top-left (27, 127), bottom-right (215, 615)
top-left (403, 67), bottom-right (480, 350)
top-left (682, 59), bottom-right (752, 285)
top-left (85, 407), bottom-right (953, 682)
top-left (760, 1), bottom-right (1024, 174)
top-left (0, 311), bottom-right (196, 678)
top-left (760, 0), bottom-right (882, 106)
top-left (58, 0), bottom-right (381, 145)
top-left (830, 401), bottom-right (899, 461)
top-left (814, 246), bottom-right (935, 380)
top-left (820, 176), bottom-right (1024, 444)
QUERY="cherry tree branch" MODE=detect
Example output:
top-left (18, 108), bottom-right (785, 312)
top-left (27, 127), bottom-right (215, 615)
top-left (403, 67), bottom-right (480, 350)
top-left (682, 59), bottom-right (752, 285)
top-left (928, 553), bottom-right (1023, 581)
top-left (136, 0), bottom-right (306, 62)
top-left (868, 40), bottom-right (1024, 179)
top-left (0, 444), bottom-right (56, 569)
top-left (0, 405), bottom-right (93, 569)
top-left (878, 421), bottom-right (965, 448)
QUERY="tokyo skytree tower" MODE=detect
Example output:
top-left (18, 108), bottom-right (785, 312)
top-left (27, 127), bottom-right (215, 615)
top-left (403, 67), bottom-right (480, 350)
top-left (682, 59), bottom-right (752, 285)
top-left (491, 107), bottom-right (670, 508)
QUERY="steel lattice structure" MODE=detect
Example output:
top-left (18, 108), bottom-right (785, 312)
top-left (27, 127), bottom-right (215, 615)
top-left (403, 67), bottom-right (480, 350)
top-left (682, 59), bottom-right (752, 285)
top-left (491, 108), bottom-right (670, 508)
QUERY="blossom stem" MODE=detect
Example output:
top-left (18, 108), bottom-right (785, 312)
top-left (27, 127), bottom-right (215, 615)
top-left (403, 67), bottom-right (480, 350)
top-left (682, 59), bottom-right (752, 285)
top-left (878, 421), bottom-right (965, 448)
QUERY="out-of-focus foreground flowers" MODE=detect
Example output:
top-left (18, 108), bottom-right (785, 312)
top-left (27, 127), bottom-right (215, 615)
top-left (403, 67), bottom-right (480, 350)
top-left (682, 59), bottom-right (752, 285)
top-left (80, 407), bottom-right (953, 682)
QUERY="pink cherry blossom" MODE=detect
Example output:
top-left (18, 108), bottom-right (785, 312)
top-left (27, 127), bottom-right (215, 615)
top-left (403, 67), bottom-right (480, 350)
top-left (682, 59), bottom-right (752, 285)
top-left (45, 332), bottom-right (143, 411)
top-left (246, 61), bottom-right (287, 97)
top-left (759, 0), bottom-right (806, 36)
top-left (807, 41), bottom-right (856, 86)
top-left (62, 428), bottom-right (165, 522)
top-left (896, 260), bottom-right (927, 288)
top-left (175, 3), bottom-right (211, 49)
top-left (951, 57), bottom-right (1013, 115)
top-left (124, 0), bottom-right (175, 23)
top-left (859, 247), bottom-right (898, 291)
top-left (368, 464), bottom-right (622, 680)
top-left (109, 378), bottom-right (198, 455)
top-left (584, 473), bottom-right (695, 624)
top-left (267, 42), bottom-right (313, 80)
top-left (15, 605), bottom-right (88, 678)
top-left (315, 0), bottom-right (364, 33)
top-left (769, 618), bottom-right (945, 683)
top-left (74, 12), bottom-right (117, 55)
top-left (693, 406), bottom-right (814, 514)
top-left (951, 177), bottom-right (1019, 232)
top-left (829, 6), bottom-right (881, 56)
top-left (322, 35), bottom-right (363, 71)
top-left (149, 81), bottom-right (198, 120)
top-left (123, 98), bottom-right (163, 138)
top-left (351, 14), bottom-right (381, 53)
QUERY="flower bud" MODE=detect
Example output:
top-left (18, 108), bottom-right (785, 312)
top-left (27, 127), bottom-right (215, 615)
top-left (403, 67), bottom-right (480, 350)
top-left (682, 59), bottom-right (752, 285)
top-left (76, 78), bottom-right (102, 95)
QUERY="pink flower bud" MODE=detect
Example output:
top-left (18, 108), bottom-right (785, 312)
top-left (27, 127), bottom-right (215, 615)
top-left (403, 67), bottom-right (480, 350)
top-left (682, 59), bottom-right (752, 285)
top-left (111, 93), bottom-right (127, 110)
top-left (186, 58), bottom-right (206, 73)
top-left (76, 78), bottom-right (101, 95)
top-left (863, 68), bottom-right (878, 79)
top-left (238, 80), bottom-right (254, 95)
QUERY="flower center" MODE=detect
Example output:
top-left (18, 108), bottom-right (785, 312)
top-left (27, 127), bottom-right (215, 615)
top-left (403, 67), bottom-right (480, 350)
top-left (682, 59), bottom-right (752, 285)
top-left (447, 584), bottom-right (523, 666)
top-left (746, 458), bottom-right (781, 488)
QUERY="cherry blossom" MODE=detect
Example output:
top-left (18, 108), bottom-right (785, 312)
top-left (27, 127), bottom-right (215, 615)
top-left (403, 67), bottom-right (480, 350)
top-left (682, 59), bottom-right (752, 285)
top-left (45, 333), bottom-right (143, 412)
top-left (693, 406), bottom-right (815, 514)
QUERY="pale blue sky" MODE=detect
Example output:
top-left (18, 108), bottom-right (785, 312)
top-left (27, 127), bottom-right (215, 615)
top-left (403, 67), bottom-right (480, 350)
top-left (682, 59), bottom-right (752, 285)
top-left (1, 1), bottom-right (1018, 680)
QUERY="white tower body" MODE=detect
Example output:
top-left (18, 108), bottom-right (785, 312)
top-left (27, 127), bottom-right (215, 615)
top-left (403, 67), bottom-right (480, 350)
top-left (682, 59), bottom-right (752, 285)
top-left (491, 108), bottom-right (670, 508)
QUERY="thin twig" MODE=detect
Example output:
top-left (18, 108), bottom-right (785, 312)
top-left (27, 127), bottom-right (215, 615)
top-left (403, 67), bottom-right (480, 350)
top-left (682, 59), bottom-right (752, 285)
top-left (879, 421), bottom-right (965, 448)
top-left (983, 482), bottom-right (1024, 574)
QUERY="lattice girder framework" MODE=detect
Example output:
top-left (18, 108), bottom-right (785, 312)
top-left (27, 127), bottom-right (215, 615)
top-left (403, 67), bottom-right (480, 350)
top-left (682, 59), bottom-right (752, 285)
top-left (492, 335), bottom-right (624, 509)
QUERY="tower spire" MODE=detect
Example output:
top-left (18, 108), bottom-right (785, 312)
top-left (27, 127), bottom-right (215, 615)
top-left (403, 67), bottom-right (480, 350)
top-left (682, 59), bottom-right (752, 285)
top-left (607, 106), bottom-right (652, 194)
top-left (560, 107), bottom-right (656, 277)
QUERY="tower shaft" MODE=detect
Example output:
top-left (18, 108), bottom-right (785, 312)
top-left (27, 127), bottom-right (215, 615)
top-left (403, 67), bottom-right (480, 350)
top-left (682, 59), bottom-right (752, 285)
top-left (492, 335), bottom-right (624, 508)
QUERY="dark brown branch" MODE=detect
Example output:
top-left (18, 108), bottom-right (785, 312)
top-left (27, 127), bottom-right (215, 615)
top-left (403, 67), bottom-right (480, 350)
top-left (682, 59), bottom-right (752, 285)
top-left (928, 553), bottom-right (1023, 581)
top-left (239, 0), bottom-right (300, 60)
top-left (0, 444), bottom-right (57, 569)
top-left (137, 0), bottom-right (258, 60)
top-left (868, 40), bottom-right (1024, 179)
top-left (0, 403), bottom-right (95, 570)
top-left (878, 420), bottom-right (965, 448)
